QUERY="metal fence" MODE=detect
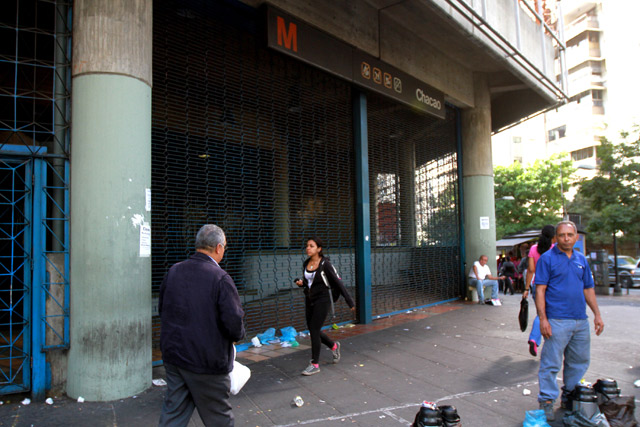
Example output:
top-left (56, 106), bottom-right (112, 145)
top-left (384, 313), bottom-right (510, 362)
top-left (151, 0), bottom-right (462, 360)
top-left (0, 0), bottom-right (71, 395)
top-left (367, 95), bottom-right (461, 316)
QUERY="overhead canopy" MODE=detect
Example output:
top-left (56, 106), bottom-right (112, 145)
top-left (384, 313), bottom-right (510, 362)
top-left (495, 236), bottom-right (536, 249)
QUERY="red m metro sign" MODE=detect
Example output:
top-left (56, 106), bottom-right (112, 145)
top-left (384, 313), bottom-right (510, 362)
top-left (276, 16), bottom-right (297, 52)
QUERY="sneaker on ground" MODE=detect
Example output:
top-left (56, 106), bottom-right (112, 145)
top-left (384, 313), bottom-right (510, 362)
top-left (301, 362), bottom-right (320, 376)
top-left (539, 400), bottom-right (555, 421)
top-left (528, 340), bottom-right (538, 357)
top-left (332, 342), bottom-right (341, 364)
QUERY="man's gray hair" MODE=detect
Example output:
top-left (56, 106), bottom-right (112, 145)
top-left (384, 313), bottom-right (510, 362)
top-left (195, 224), bottom-right (225, 250)
top-left (555, 220), bottom-right (577, 234)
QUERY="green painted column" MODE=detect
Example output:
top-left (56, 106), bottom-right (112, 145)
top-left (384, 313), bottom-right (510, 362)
top-left (67, 0), bottom-right (152, 401)
top-left (461, 73), bottom-right (497, 293)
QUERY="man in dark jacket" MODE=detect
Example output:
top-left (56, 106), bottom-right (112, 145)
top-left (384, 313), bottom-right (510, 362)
top-left (159, 224), bottom-right (245, 427)
top-left (499, 258), bottom-right (517, 295)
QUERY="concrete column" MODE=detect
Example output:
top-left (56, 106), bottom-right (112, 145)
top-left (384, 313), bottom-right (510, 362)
top-left (461, 73), bottom-right (497, 281)
top-left (399, 138), bottom-right (416, 247)
top-left (67, 0), bottom-right (152, 401)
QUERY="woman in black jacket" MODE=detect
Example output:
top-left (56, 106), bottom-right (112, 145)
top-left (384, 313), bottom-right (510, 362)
top-left (295, 237), bottom-right (355, 376)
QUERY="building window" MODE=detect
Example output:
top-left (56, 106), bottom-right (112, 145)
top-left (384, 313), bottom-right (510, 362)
top-left (513, 136), bottom-right (522, 144)
top-left (548, 125), bottom-right (566, 142)
top-left (592, 89), bottom-right (603, 107)
top-left (571, 146), bottom-right (594, 161)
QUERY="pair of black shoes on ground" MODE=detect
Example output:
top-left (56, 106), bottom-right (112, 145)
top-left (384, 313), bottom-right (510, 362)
top-left (413, 404), bottom-right (461, 426)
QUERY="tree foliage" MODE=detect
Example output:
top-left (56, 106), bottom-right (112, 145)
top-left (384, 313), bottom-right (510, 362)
top-left (494, 156), bottom-right (573, 239)
top-left (572, 128), bottom-right (640, 244)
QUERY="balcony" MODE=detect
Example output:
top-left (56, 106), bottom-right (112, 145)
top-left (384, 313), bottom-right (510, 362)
top-left (565, 14), bottom-right (600, 42)
top-left (566, 40), bottom-right (603, 70)
top-left (566, 64), bottom-right (604, 97)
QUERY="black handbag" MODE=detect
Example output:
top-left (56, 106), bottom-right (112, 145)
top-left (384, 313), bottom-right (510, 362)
top-left (519, 298), bottom-right (529, 332)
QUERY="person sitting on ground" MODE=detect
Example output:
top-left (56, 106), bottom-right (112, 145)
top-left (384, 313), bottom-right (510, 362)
top-left (468, 255), bottom-right (505, 304)
top-left (499, 257), bottom-right (516, 295)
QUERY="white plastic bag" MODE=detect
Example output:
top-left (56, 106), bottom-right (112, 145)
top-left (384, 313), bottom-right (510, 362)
top-left (229, 345), bottom-right (251, 395)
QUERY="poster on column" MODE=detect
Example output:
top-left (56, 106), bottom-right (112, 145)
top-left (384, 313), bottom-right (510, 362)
top-left (145, 188), bottom-right (152, 212)
top-left (479, 216), bottom-right (490, 230)
top-left (140, 223), bottom-right (151, 257)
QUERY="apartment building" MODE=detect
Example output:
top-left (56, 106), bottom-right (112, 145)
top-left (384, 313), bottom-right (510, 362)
top-left (492, 0), bottom-right (640, 170)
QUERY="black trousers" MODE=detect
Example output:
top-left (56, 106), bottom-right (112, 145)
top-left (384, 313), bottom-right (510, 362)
top-left (159, 362), bottom-right (233, 427)
top-left (305, 298), bottom-right (335, 364)
top-left (502, 277), bottom-right (515, 295)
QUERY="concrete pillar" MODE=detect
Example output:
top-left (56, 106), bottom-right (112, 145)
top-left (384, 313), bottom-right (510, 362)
top-left (399, 138), bottom-right (416, 247)
top-left (67, 0), bottom-right (152, 401)
top-left (461, 73), bottom-right (497, 282)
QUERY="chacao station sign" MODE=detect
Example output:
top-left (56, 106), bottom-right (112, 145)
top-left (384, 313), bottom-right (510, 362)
top-left (266, 6), bottom-right (445, 119)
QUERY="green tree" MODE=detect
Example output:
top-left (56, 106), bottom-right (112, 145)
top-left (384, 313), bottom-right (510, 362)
top-left (574, 128), bottom-right (640, 244)
top-left (494, 156), bottom-right (574, 239)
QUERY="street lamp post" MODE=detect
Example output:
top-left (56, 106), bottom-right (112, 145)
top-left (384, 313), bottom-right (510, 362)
top-left (612, 231), bottom-right (622, 295)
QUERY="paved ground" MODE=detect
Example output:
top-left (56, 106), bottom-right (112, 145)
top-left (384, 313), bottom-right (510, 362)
top-left (1, 290), bottom-right (639, 426)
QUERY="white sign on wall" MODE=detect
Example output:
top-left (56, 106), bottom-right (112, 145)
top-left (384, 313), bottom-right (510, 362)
top-left (140, 223), bottom-right (151, 257)
top-left (479, 216), bottom-right (490, 230)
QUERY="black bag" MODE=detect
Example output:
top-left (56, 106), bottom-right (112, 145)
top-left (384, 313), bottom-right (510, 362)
top-left (319, 260), bottom-right (341, 318)
top-left (519, 298), bottom-right (528, 332)
top-left (600, 395), bottom-right (638, 427)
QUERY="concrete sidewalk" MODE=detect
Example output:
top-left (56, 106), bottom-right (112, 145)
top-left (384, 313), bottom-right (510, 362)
top-left (2, 292), bottom-right (639, 426)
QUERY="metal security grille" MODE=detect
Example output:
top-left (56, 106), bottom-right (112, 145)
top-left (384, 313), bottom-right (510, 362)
top-left (0, 159), bottom-right (32, 393)
top-left (0, 1), bottom-right (71, 394)
top-left (152, 0), bottom-right (355, 359)
top-left (367, 95), bottom-right (461, 316)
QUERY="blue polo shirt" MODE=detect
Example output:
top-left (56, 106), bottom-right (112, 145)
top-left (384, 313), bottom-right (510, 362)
top-left (535, 246), bottom-right (594, 320)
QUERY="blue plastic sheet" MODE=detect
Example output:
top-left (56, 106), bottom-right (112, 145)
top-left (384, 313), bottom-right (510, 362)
top-left (523, 409), bottom-right (551, 427)
top-left (280, 326), bottom-right (298, 342)
top-left (235, 342), bottom-right (251, 353)
top-left (256, 328), bottom-right (276, 344)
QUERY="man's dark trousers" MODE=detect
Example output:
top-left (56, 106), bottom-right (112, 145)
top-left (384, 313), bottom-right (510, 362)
top-left (159, 362), bottom-right (233, 427)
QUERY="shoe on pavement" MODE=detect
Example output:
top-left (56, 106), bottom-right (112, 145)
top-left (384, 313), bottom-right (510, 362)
top-left (561, 386), bottom-right (573, 409)
top-left (301, 362), bottom-right (320, 376)
top-left (528, 340), bottom-right (538, 357)
top-left (332, 342), bottom-right (341, 364)
top-left (539, 400), bottom-right (555, 421)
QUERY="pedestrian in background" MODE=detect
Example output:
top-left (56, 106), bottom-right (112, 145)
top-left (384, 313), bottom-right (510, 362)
top-left (534, 221), bottom-right (604, 422)
top-left (159, 224), bottom-right (245, 427)
top-left (295, 237), bottom-right (355, 376)
top-left (498, 257), bottom-right (516, 295)
top-left (523, 225), bottom-right (555, 357)
top-left (468, 254), bottom-right (505, 304)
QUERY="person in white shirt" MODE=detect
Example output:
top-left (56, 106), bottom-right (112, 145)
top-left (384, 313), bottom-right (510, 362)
top-left (468, 255), bottom-right (504, 304)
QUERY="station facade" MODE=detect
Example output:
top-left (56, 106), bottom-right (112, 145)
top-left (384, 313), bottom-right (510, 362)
top-left (0, 0), bottom-right (563, 400)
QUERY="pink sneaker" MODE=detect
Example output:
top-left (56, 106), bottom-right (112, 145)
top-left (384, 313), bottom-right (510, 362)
top-left (528, 340), bottom-right (538, 357)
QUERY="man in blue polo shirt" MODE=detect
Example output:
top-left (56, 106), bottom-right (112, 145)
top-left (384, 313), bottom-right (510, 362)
top-left (534, 220), bottom-right (604, 421)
